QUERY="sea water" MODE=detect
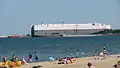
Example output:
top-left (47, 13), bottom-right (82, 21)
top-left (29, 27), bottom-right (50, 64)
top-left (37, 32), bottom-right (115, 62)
top-left (0, 36), bottom-right (120, 61)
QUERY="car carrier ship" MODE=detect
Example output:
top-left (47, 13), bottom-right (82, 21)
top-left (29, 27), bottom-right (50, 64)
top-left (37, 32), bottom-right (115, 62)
top-left (31, 23), bottom-right (111, 37)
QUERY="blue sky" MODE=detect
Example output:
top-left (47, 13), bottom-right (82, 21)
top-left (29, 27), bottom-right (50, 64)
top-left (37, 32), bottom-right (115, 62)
top-left (0, 0), bottom-right (120, 35)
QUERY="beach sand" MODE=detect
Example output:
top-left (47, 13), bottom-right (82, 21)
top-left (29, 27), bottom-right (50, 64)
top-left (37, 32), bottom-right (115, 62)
top-left (17, 54), bottom-right (120, 68)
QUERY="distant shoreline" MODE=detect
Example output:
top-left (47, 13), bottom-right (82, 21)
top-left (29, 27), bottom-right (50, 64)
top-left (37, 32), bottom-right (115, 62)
top-left (0, 33), bottom-right (120, 38)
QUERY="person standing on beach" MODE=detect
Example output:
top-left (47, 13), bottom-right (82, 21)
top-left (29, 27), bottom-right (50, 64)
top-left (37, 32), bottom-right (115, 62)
top-left (103, 46), bottom-right (108, 59)
top-left (94, 49), bottom-right (98, 60)
top-left (34, 52), bottom-right (39, 62)
top-left (76, 49), bottom-right (79, 58)
top-left (94, 49), bottom-right (97, 56)
top-left (11, 53), bottom-right (16, 62)
top-left (81, 52), bottom-right (84, 58)
top-left (28, 53), bottom-right (32, 63)
top-left (103, 47), bottom-right (108, 55)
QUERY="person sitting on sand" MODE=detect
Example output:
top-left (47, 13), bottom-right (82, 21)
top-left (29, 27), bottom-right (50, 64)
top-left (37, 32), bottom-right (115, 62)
top-left (71, 57), bottom-right (75, 61)
top-left (63, 57), bottom-right (67, 64)
top-left (58, 58), bottom-right (64, 64)
top-left (21, 57), bottom-right (28, 65)
top-left (67, 57), bottom-right (71, 64)
top-left (87, 62), bottom-right (95, 68)
top-left (114, 61), bottom-right (120, 68)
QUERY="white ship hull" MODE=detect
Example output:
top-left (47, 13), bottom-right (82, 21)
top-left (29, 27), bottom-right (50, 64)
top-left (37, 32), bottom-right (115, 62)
top-left (31, 23), bottom-right (111, 37)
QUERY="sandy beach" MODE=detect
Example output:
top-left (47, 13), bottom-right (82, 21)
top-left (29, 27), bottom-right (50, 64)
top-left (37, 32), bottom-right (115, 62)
top-left (16, 54), bottom-right (120, 68)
